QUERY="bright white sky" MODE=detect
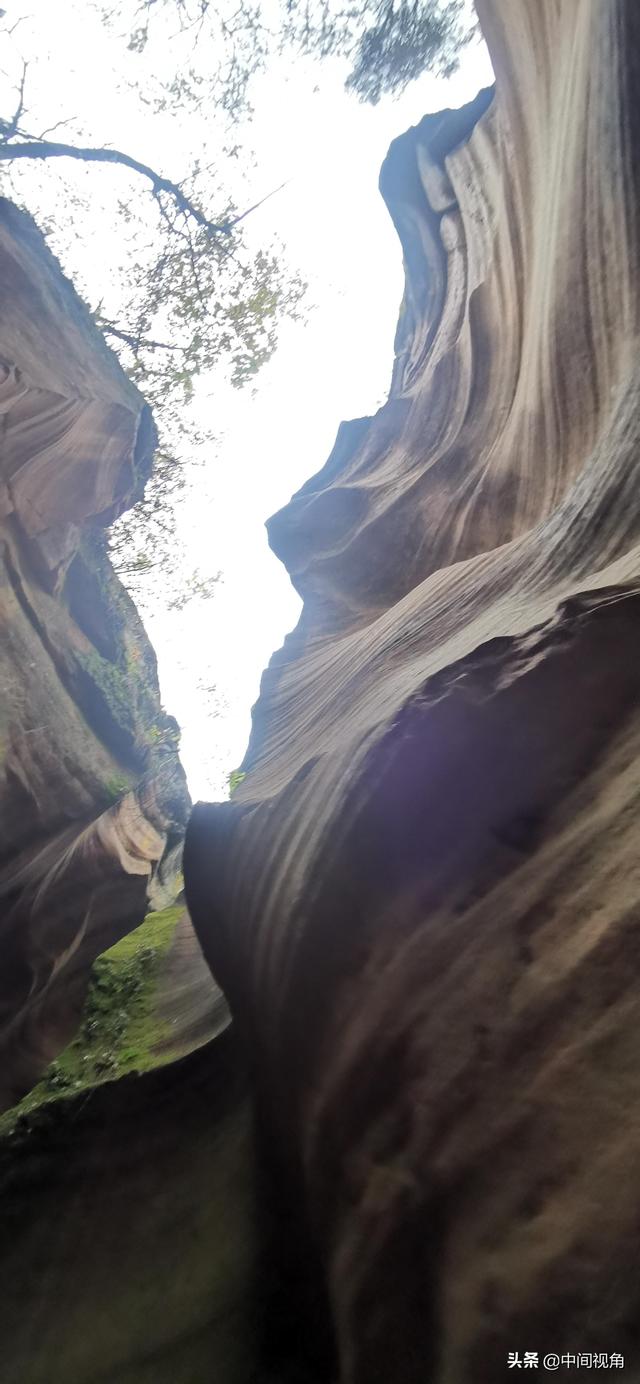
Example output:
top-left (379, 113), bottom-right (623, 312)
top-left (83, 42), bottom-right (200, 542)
top-left (1, 2), bottom-right (492, 799)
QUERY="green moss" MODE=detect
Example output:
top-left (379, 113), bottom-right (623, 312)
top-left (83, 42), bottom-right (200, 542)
top-left (104, 772), bottom-right (132, 801)
top-left (76, 647), bottom-right (133, 733)
top-left (227, 768), bottom-right (246, 796)
top-left (103, 904), bottom-right (180, 962)
top-left (0, 905), bottom-right (182, 1137)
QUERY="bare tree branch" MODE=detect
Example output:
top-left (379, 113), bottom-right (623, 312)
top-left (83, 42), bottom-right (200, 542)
top-left (230, 177), bottom-right (290, 228)
top-left (0, 133), bottom-right (290, 241)
top-left (0, 59), bottom-right (28, 141)
top-left (35, 115), bottom-right (78, 141)
top-left (2, 15), bottom-right (29, 39)
top-left (99, 321), bottom-right (184, 352)
top-left (182, 213), bottom-right (210, 316)
top-left (0, 135), bottom-right (235, 235)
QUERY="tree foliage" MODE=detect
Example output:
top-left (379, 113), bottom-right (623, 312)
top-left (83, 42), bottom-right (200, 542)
top-left (344, 0), bottom-right (466, 102)
top-left (104, 0), bottom-right (470, 110)
top-left (0, 34), bottom-right (305, 608)
top-left (0, 0), bottom-right (470, 609)
top-left (96, 215), bottom-right (304, 602)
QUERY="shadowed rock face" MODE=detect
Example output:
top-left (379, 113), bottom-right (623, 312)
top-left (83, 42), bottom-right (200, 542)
top-left (0, 199), bottom-right (190, 1107)
top-left (186, 2), bottom-right (640, 1379)
top-left (0, 1033), bottom-right (260, 1384)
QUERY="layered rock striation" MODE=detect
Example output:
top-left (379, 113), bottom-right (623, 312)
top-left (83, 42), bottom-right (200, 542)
top-left (0, 188), bottom-right (256, 1384)
top-left (0, 199), bottom-right (190, 1107)
top-left (186, 2), bottom-right (640, 1379)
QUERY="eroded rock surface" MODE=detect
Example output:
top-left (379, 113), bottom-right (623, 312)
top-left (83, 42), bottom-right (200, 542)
top-left (0, 199), bottom-right (189, 1107)
top-left (0, 1033), bottom-right (258, 1384)
top-left (186, 3), bottom-right (640, 1379)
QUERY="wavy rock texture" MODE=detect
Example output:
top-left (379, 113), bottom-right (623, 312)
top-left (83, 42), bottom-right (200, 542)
top-left (0, 199), bottom-right (190, 1107)
top-left (154, 908), bottom-right (230, 1056)
top-left (186, 3), bottom-right (640, 1379)
top-left (0, 202), bottom-right (250, 1384)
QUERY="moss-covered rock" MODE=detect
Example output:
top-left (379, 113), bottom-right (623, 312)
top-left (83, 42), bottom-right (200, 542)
top-left (0, 907), bottom-right (184, 1139)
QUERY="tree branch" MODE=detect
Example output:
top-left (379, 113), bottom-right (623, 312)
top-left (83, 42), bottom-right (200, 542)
top-left (230, 177), bottom-right (290, 228)
top-left (35, 115), bottom-right (78, 141)
top-left (0, 59), bottom-right (28, 142)
top-left (0, 136), bottom-right (235, 235)
top-left (99, 321), bottom-right (183, 352)
top-left (0, 131), bottom-right (290, 239)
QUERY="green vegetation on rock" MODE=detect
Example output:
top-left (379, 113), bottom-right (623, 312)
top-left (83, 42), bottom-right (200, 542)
top-left (76, 646), bottom-right (134, 735)
top-left (227, 768), bottom-right (246, 796)
top-left (0, 905), bottom-right (183, 1137)
top-left (103, 772), bottom-right (133, 802)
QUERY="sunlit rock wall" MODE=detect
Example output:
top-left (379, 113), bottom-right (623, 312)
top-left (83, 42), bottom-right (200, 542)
top-left (186, 2), bottom-right (640, 1379)
top-left (0, 200), bottom-right (189, 1107)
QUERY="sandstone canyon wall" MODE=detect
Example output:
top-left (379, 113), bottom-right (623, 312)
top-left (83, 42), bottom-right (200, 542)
top-left (0, 197), bottom-right (190, 1104)
top-left (3, 0), bottom-right (640, 1379)
top-left (185, 2), bottom-right (640, 1380)
top-left (0, 204), bottom-right (259, 1384)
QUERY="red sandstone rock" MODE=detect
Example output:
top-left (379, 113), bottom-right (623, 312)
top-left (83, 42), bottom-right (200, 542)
top-left (186, 3), bottom-right (640, 1378)
top-left (0, 200), bottom-right (189, 1107)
